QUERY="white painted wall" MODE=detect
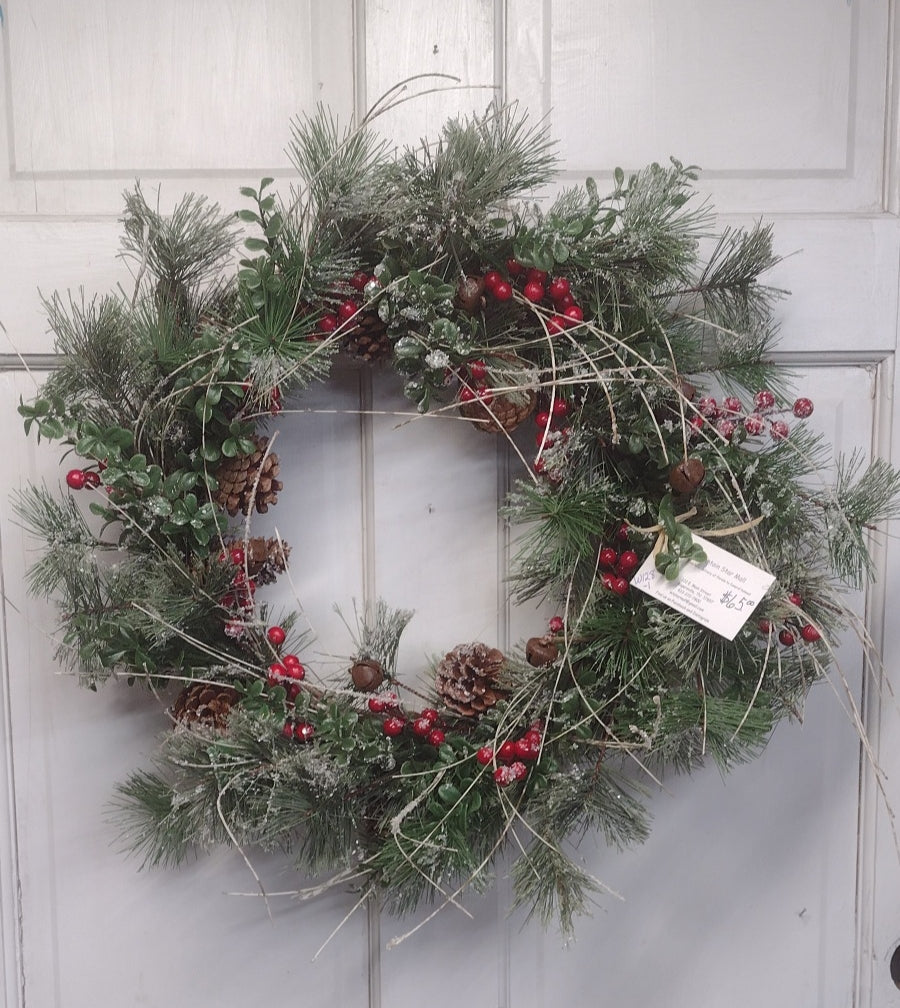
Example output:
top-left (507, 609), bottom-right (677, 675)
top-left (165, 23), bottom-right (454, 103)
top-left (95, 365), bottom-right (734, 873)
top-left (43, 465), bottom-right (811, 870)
top-left (1, 2), bottom-right (899, 1005)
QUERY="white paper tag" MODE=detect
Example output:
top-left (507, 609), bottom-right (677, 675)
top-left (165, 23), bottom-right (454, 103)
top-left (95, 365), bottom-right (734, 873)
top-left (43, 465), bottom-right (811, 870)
top-left (631, 535), bottom-right (775, 640)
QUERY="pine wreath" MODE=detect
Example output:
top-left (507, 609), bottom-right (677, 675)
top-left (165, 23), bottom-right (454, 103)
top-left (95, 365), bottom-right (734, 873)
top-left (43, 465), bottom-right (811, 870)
top-left (16, 99), bottom-right (900, 938)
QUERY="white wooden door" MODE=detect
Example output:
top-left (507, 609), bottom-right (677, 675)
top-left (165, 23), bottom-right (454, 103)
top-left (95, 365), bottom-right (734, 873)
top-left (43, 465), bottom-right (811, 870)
top-left (2, 2), bottom-right (899, 1006)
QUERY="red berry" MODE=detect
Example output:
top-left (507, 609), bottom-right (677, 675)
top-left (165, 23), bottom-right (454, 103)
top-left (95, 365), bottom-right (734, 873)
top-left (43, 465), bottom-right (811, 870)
top-left (612, 577), bottom-right (629, 596)
top-left (788, 592), bottom-right (804, 607)
top-left (294, 721), bottom-right (315, 742)
top-left (535, 410), bottom-right (551, 429)
top-left (599, 547), bottom-right (618, 568)
top-left (769, 420), bottom-right (789, 441)
top-left (79, 470), bottom-right (100, 489)
top-left (282, 653), bottom-right (301, 669)
top-left (547, 315), bottom-right (567, 335)
top-left (368, 696), bottom-right (387, 713)
top-left (427, 728), bottom-right (445, 746)
top-left (526, 268), bottom-right (548, 286)
top-left (563, 305), bottom-right (583, 325)
top-left (483, 270), bottom-right (503, 292)
top-left (548, 615), bottom-right (564, 633)
top-left (65, 469), bottom-right (87, 490)
top-left (349, 270), bottom-right (369, 291)
top-left (497, 740), bottom-right (517, 763)
top-left (267, 625), bottom-right (286, 646)
top-left (793, 397), bottom-right (814, 418)
top-left (743, 414), bottom-right (765, 435)
top-left (468, 360), bottom-right (487, 381)
top-left (616, 523), bottom-right (631, 541)
top-left (420, 708), bottom-right (439, 723)
top-left (224, 619), bottom-right (245, 639)
top-left (722, 396), bottom-right (743, 414)
top-left (514, 737), bottom-right (538, 760)
top-left (287, 682), bottom-right (301, 701)
top-left (493, 766), bottom-right (513, 785)
top-left (383, 717), bottom-right (406, 737)
top-left (754, 389), bottom-right (776, 411)
top-left (523, 281), bottom-right (545, 302)
top-left (412, 716), bottom-right (433, 737)
top-left (337, 299), bottom-right (359, 322)
top-left (551, 398), bottom-right (569, 418)
top-left (492, 280), bottom-right (513, 301)
top-left (533, 457), bottom-right (546, 474)
top-left (476, 745), bottom-right (494, 765)
top-left (476, 385), bottom-right (494, 406)
top-left (601, 572), bottom-right (617, 591)
top-left (758, 619), bottom-right (772, 634)
top-left (698, 397), bottom-right (719, 418)
top-left (282, 720), bottom-right (294, 739)
top-left (318, 313), bottom-right (339, 334)
top-left (510, 761), bottom-right (528, 781)
top-left (382, 692), bottom-right (399, 708)
top-left (800, 624), bottom-right (821, 643)
top-left (268, 662), bottom-right (286, 680)
top-left (618, 550), bottom-right (639, 573)
top-left (229, 547), bottom-right (245, 566)
top-left (548, 277), bottom-right (570, 301)
top-left (506, 258), bottom-right (525, 276)
top-left (716, 419), bottom-right (737, 440)
top-left (285, 663), bottom-right (305, 681)
top-left (459, 386), bottom-right (477, 403)
top-left (524, 727), bottom-right (543, 746)
top-left (779, 629), bottom-right (796, 646)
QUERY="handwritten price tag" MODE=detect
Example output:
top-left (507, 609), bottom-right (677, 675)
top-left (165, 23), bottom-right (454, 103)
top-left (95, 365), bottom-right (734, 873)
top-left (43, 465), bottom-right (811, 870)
top-left (631, 535), bottom-right (775, 640)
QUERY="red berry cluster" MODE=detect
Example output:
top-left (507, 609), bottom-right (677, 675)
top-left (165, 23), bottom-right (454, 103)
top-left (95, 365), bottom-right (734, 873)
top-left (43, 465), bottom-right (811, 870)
top-left (533, 394), bottom-right (573, 477)
top-left (314, 270), bottom-right (378, 341)
top-left (282, 718), bottom-right (316, 742)
top-left (458, 359), bottom-right (494, 406)
top-left (758, 591), bottom-right (821, 646)
top-left (690, 391), bottom-right (814, 443)
top-left (476, 723), bottom-right (543, 787)
top-left (65, 468), bottom-right (101, 490)
top-left (218, 547), bottom-right (256, 619)
top-left (597, 534), bottom-right (640, 596)
top-left (483, 261), bottom-right (586, 333)
top-left (411, 708), bottom-right (446, 747)
top-left (266, 628), bottom-right (307, 699)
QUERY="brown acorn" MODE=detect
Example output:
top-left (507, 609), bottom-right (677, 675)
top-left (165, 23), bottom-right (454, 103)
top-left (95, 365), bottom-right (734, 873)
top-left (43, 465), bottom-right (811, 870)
top-left (526, 635), bottom-right (559, 667)
top-left (456, 276), bottom-right (485, 315)
top-left (669, 457), bottom-right (706, 495)
top-left (679, 379), bottom-right (697, 402)
top-left (350, 658), bottom-right (385, 692)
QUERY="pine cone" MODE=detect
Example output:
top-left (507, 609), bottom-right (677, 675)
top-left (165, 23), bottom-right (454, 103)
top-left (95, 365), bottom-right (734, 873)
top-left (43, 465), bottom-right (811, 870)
top-left (342, 311), bottom-right (392, 363)
top-left (171, 681), bottom-right (240, 731)
top-left (458, 354), bottom-right (536, 434)
top-left (213, 436), bottom-right (282, 516)
top-left (435, 642), bottom-right (508, 718)
top-left (225, 536), bottom-right (291, 585)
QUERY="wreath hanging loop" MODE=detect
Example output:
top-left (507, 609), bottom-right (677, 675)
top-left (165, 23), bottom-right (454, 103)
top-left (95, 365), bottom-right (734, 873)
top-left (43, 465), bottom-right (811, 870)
top-left (15, 98), bottom-right (900, 938)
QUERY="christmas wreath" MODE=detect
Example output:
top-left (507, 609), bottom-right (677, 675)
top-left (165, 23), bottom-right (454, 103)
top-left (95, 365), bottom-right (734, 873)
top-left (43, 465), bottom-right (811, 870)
top-left (16, 96), bottom-right (900, 938)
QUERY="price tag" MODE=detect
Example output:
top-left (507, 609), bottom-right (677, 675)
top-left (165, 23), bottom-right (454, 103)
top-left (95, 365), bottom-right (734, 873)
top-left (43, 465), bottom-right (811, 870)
top-left (631, 535), bottom-right (775, 640)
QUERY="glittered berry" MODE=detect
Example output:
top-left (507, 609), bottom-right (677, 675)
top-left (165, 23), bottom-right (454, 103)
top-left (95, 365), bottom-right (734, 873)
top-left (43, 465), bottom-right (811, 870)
top-left (716, 419), bottom-right (737, 440)
top-left (779, 629), bottom-right (796, 646)
top-left (698, 396), bottom-right (719, 418)
top-left (793, 397), bottom-right (814, 418)
top-left (294, 721), bottom-right (315, 742)
top-left (548, 277), bottom-right (570, 301)
top-left (497, 740), bottom-right (517, 763)
top-left (506, 258), bottom-right (525, 276)
top-left (743, 413), bottom-right (766, 435)
top-left (769, 420), bottom-right (789, 441)
top-left (510, 761), bottom-right (528, 781)
top-left (268, 662), bottom-right (286, 681)
top-left (551, 398), bottom-right (569, 419)
top-left (722, 396), bottom-right (743, 415)
top-left (318, 313), bottom-right (339, 334)
top-left (420, 708), bottom-right (439, 723)
top-left (468, 360), bottom-right (487, 381)
top-left (800, 624), bottom-right (821, 642)
top-left (224, 620), bottom-right (245, 639)
top-left (412, 716), bottom-right (433, 737)
top-left (514, 737), bottom-right (538, 760)
top-left (548, 615), bottom-right (564, 633)
top-left (493, 766), bottom-right (513, 785)
top-left (754, 389), bottom-right (776, 411)
top-left (563, 305), bottom-right (583, 325)
top-left (267, 625), bottom-right (286, 646)
top-left (427, 728), bottom-right (446, 746)
top-left (492, 280), bottom-right (513, 301)
top-left (338, 299), bottom-right (359, 322)
top-left (483, 270), bottom-right (503, 292)
top-left (65, 469), bottom-right (87, 490)
top-left (383, 717), bottom-right (406, 737)
top-left (476, 745), bottom-right (494, 765)
top-left (523, 280), bottom-right (545, 302)
top-left (599, 546), bottom-right (618, 568)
